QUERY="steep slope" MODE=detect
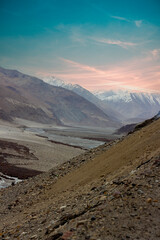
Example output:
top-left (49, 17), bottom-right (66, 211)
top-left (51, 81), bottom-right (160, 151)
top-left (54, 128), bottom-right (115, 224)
top-left (0, 118), bottom-right (159, 239)
top-left (0, 67), bottom-right (119, 127)
top-left (42, 76), bottom-right (104, 106)
top-left (42, 76), bottom-right (123, 122)
top-left (0, 85), bottom-right (58, 124)
top-left (94, 89), bottom-right (160, 123)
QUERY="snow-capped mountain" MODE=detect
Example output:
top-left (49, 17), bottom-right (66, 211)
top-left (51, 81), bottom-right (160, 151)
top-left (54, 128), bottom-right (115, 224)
top-left (42, 76), bottom-right (96, 100)
top-left (0, 67), bottom-right (122, 128)
top-left (42, 77), bottom-right (123, 123)
top-left (93, 90), bottom-right (160, 123)
top-left (42, 76), bottom-right (160, 124)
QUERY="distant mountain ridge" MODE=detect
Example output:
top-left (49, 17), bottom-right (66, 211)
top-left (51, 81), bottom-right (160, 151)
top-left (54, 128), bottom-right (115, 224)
top-left (42, 76), bottom-right (124, 122)
top-left (42, 76), bottom-right (160, 124)
top-left (0, 67), bottom-right (120, 128)
top-left (93, 89), bottom-right (160, 123)
top-left (93, 89), bottom-right (160, 104)
top-left (42, 76), bottom-right (103, 105)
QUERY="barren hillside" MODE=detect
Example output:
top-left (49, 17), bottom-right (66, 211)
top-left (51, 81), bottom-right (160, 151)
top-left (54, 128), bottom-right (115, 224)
top-left (0, 118), bottom-right (160, 239)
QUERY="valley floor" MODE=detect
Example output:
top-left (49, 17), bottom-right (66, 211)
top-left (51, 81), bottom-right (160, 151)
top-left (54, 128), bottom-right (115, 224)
top-left (0, 121), bottom-right (85, 188)
top-left (0, 119), bottom-right (117, 188)
top-left (0, 119), bottom-right (159, 239)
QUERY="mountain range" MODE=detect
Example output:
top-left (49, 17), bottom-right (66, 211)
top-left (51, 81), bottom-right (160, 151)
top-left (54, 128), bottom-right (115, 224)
top-left (1, 67), bottom-right (159, 127)
top-left (0, 67), bottom-right (119, 128)
top-left (43, 76), bottom-right (160, 124)
top-left (42, 77), bottom-right (124, 121)
top-left (94, 89), bottom-right (160, 123)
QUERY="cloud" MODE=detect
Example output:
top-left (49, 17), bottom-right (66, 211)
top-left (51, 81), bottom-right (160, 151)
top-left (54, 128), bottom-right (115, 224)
top-left (60, 58), bottom-right (105, 75)
top-left (111, 15), bottom-right (142, 28)
top-left (91, 37), bottom-right (137, 49)
top-left (134, 20), bottom-right (142, 27)
top-left (150, 49), bottom-right (160, 59)
top-left (54, 56), bottom-right (160, 93)
top-left (111, 15), bottom-right (130, 22)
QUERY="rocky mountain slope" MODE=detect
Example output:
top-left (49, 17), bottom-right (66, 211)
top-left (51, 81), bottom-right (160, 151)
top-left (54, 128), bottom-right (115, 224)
top-left (42, 76), bottom-right (102, 109)
top-left (0, 67), bottom-right (119, 128)
top-left (0, 117), bottom-right (159, 239)
top-left (94, 89), bottom-right (160, 123)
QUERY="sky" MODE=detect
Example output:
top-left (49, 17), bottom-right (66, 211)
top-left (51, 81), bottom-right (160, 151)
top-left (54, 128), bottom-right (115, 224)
top-left (0, 0), bottom-right (160, 92)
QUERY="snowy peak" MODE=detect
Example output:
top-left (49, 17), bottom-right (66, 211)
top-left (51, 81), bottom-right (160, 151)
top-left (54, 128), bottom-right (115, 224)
top-left (42, 76), bottom-right (84, 91)
top-left (42, 76), bottom-right (160, 123)
top-left (93, 89), bottom-right (160, 122)
top-left (93, 89), bottom-right (160, 105)
top-left (41, 77), bottom-right (123, 123)
top-left (42, 76), bottom-right (67, 87)
top-left (42, 76), bottom-right (98, 103)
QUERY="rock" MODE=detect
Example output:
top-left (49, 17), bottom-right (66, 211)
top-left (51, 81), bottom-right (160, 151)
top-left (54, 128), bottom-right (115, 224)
top-left (60, 205), bottom-right (67, 210)
top-left (153, 159), bottom-right (160, 167)
top-left (30, 235), bottom-right (37, 239)
top-left (91, 216), bottom-right (96, 221)
top-left (108, 195), bottom-right (115, 201)
top-left (113, 190), bottom-right (121, 198)
top-left (85, 236), bottom-right (91, 240)
top-left (146, 198), bottom-right (152, 203)
top-left (30, 215), bottom-right (37, 220)
top-left (130, 170), bottom-right (136, 175)
top-left (100, 195), bottom-right (107, 201)
top-left (137, 189), bottom-right (144, 194)
top-left (8, 204), bottom-right (12, 210)
top-left (20, 232), bottom-right (27, 236)
top-left (62, 231), bottom-right (72, 240)
top-left (105, 181), bottom-right (109, 186)
top-left (46, 232), bottom-right (63, 240)
top-left (76, 220), bottom-right (88, 227)
top-left (50, 220), bottom-right (55, 225)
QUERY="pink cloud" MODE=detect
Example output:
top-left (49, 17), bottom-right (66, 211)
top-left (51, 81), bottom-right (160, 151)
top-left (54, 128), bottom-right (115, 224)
top-left (60, 58), bottom-right (105, 75)
top-left (58, 57), bottom-right (160, 92)
top-left (36, 54), bottom-right (160, 93)
top-left (150, 49), bottom-right (160, 59)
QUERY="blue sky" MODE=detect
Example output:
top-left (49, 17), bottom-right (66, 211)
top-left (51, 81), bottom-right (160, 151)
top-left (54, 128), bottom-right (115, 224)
top-left (0, 0), bottom-right (160, 91)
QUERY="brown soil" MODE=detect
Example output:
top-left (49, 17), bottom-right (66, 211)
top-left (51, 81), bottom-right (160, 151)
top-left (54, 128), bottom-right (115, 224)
top-left (0, 161), bottom-right (42, 179)
top-left (0, 140), bottom-right (42, 178)
top-left (0, 119), bottom-right (159, 240)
